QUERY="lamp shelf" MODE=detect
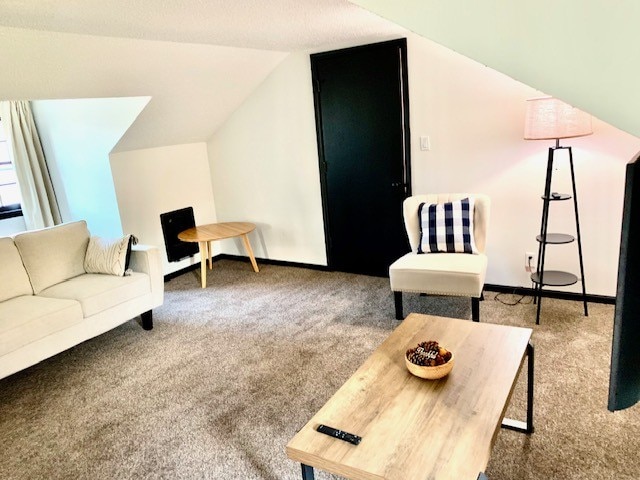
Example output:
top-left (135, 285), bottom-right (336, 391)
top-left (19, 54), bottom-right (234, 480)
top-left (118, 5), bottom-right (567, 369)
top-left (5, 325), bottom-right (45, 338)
top-left (531, 270), bottom-right (578, 287)
top-left (540, 193), bottom-right (571, 201)
top-left (535, 233), bottom-right (575, 244)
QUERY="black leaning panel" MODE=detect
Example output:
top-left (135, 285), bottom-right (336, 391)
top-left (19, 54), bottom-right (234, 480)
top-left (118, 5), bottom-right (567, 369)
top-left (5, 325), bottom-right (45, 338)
top-left (160, 207), bottom-right (199, 262)
top-left (609, 152), bottom-right (640, 411)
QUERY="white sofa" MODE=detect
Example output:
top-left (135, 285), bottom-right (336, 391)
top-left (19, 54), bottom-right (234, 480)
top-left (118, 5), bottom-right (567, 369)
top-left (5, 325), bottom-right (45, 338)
top-left (0, 220), bottom-right (163, 380)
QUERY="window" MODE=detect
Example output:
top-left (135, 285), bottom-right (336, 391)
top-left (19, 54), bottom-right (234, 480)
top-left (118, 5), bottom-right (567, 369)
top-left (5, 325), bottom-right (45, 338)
top-left (0, 119), bottom-right (23, 220)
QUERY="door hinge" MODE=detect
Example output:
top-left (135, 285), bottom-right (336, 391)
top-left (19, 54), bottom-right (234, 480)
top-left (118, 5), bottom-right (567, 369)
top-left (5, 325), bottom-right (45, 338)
top-left (314, 79), bottom-right (321, 93)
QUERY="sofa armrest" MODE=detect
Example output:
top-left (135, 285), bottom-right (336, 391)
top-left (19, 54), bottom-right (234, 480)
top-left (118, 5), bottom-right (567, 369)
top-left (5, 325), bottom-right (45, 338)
top-left (129, 244), bottom-right (164, 308)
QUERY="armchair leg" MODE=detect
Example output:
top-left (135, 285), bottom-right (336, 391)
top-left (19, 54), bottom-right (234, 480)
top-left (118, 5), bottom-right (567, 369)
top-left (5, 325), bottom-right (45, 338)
top-left (471, 297), bottom-right (480, 322)
top-left (141, 310), bottom-right (153, 330)
top-left (394, 292), bottom-right (404, 320)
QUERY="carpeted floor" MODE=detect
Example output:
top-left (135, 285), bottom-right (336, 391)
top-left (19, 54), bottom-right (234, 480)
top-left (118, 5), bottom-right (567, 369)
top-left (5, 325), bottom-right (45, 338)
top-left (0, 259), bottom-right (638, 479)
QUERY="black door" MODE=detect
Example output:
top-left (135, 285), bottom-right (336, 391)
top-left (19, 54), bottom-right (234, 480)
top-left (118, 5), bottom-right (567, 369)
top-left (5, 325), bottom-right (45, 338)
top-left (311, 39), bottom-right (411, 277)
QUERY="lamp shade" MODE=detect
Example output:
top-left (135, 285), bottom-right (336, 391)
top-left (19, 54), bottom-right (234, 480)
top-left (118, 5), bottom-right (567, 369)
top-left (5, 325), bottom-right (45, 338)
top-left (524, 97), bottom-right (593, 140)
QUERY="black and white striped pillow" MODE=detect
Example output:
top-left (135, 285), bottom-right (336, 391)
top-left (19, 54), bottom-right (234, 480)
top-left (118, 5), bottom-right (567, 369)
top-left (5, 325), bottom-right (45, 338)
top-left (418, 197), bottom-right (478, 254)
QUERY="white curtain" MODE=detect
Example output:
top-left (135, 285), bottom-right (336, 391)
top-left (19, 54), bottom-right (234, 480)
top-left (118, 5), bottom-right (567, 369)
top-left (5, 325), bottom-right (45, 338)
top-left (0, 101), bottom-right (61, 230)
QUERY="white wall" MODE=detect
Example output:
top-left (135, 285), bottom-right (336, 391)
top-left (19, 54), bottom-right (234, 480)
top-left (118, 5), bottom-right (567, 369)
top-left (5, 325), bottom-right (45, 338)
top-left (351, 0), bottom-right (640, 139)
top-left (32, 97), bottom-right (149, 238)
top-left (0, 216), bottom-right (26, 236)
top-left (207, 53), bottom-right (327, 266)
top-left (406, 34), bottom-right (640, 296)
top-left (110, 143), bottom-right (217, 275)
top-left (207, 33), bottom-right (640, 296)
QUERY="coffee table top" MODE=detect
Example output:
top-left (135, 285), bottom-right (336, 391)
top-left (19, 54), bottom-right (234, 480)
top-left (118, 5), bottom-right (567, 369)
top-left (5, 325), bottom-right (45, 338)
top-left (177, 222), bottom-right (255, 242)
top-left (286, 313), bottom-right (532, 480)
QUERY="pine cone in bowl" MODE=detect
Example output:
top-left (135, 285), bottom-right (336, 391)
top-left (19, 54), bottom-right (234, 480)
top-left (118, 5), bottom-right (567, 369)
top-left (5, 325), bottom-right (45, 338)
top-left (405, 340), bottom-right (454, 379)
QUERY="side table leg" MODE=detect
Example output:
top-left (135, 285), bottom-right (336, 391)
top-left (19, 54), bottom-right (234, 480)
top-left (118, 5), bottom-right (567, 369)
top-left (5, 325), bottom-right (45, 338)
top-left (301, 464), bottom-right (315, 480)
top-left (199, 241), bottom-right (208, 288)
top-left (242, 234), bottom-right (260, 272)
top-left (501, 341), bottom-right (534, 434)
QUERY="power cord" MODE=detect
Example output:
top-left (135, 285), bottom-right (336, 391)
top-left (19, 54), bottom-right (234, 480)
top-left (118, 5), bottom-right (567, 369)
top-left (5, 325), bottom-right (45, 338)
top-left (494, 255), bottom-right (536, 305)
top-left (494, 290), bottom-right (533, 306)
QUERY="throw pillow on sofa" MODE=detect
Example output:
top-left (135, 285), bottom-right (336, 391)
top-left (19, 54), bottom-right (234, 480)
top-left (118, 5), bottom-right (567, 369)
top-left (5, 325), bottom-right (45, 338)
top-left (84, 235), bottom-right (137, 276)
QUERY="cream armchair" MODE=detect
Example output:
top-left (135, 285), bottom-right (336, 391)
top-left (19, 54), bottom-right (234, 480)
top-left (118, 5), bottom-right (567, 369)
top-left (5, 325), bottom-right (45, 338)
top-left (389, 194), bottom-right (490, 321)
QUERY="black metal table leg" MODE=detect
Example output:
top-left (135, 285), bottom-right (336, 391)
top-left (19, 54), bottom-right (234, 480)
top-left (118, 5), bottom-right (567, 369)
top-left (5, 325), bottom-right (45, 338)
top-left (301, 464), bottom-right (315, 480)
top-left (525, 341), bottom-right (534, 432)
top-left (501, 341), bottom-right (534, 434)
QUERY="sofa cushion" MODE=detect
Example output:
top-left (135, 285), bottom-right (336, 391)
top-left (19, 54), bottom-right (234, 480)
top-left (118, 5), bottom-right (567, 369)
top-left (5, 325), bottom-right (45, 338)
top-left (14, 221), bottom-right (90, 294)
top-left (0, 295), bottom-right (83, 357)
top-left (39, 272), bottom-right (151, 317)
top-left (0, 237), bottom-right (33, 302)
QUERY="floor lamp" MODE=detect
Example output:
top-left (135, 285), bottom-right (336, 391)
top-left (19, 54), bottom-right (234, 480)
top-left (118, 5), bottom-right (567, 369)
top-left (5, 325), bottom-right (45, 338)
top-left (524, 97), bottom-right (593, 324)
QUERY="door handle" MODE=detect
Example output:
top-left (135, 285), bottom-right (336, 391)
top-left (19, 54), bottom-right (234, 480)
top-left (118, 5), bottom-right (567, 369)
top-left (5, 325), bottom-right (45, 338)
top-left (391, 182), bottom-right (409, 197)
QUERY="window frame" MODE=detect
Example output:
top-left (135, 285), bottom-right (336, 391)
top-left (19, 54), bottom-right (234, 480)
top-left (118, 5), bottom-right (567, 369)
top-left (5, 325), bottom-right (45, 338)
top-left (0, 120), bottom-right (23, 221)
top-left (0, 203), bottom-right (22, 220)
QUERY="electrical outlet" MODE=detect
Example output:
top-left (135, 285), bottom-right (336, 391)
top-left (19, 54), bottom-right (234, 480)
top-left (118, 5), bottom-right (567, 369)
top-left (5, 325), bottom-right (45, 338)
top-left (525, 251), bottom-right (536, 272)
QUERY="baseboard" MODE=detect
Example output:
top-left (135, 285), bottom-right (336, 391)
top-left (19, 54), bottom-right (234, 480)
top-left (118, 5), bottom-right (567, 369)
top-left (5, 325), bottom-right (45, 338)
top-left (164, 261), bottom-right (616, 305)
top-left (217, 253), bottom-right (330, 271)
top-left (164, 262), bottom-right (201, 282)
top-left (484, 284), bottom-right (615, 305)
top-left (164, 254), bottom-right (329, 282)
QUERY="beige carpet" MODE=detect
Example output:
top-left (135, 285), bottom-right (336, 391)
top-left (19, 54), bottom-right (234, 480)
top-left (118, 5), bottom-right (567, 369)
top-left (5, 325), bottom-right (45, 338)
top-left (0, 259), bottom-right (638, 479)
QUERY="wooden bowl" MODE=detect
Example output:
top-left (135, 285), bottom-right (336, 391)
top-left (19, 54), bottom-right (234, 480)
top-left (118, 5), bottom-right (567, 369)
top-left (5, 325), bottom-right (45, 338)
top-left (405, 352), bottom-right (455, 380)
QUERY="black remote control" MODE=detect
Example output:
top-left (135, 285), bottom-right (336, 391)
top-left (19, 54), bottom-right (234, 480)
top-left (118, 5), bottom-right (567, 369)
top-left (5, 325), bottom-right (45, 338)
top-left (316, 424), bottom-right (362, 445)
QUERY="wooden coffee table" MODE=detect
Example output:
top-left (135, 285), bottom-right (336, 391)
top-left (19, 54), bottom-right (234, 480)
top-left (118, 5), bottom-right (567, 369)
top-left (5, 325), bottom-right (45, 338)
top-left (178, 222), bottom-right (259, 288)
top-left (286, 313), bottom-right (534, 480)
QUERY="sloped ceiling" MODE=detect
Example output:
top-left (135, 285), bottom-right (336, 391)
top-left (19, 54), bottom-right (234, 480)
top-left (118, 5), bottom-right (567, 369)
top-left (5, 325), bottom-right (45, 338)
top-left (0, 1), bottom-right (405, 152)
top-left (0, 0), bottom-right (404, 51)
top-left (0, 26), bottom-right (287, 152)
top-left (349, 0), bottom-right (640, 139)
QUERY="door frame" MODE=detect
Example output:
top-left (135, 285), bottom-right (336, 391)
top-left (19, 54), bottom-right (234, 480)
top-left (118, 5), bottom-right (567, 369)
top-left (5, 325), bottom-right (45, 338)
top-left (310, 38), bottom-right (412, 272)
